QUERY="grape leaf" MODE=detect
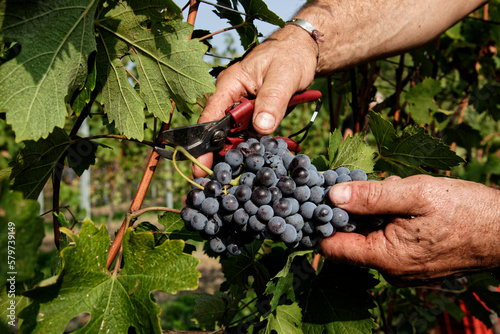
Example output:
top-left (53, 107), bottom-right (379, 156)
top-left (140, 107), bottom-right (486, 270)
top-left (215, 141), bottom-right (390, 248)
top-left (0, 179), bottom-right (44, 283)
top-left (158, 211), bottom-right (204, 242)
top-left (370, 111), bottom-right (465, 177)
top-left (95, 0), bottom-right (215, 140)
top-left (193, 291), bottom-right (241, 330)
top-left (404, 78), bottom-right (442, 125)
top-left (71, 52), bottom-right (97, 116)
top-left (0, 0), bottom-right (99, 142)
top-left (214, 0), bottom-right (285, 49)
top-left (67, 139), bottom-right (110, 177)
top-left (328, 129), bottom-right (376, 173)
top-left (9, 128), bottom-right (70, 199)
top-left (298, 262), bottom-right (377, 334)
top-left (19, 220), bottom-right (200, 334)
top-left (262, 303), bottom-right (303, 334)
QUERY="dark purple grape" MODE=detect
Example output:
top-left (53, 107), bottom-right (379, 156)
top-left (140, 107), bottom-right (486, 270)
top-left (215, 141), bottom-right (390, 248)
top-left (222, 194), bottom-right (238, 212)
top-left (216, 169), bottom-right (232, 185)
top-left (288, 154), bottom-right (311, 171)
top-left (257, 205), bottom-right (274, 221)
top-left (225, 149), bottom-right (244, 168)
top-left (248, 215), bottom-right (266, 232)
top-left (233, 208), bottom-right (249, 226)
top-left (350, 169), bottom-right (368, 181)
top-left (180, 206), bottom-right (197, 224)
top-left (227, 241), bottom-right (242, 256)
top-left (191, 213), bottom-right (208, 231)
top-left (280, 224), bottom-right (298, 243)
top-left (268, 186), bottom-right (283, 203)
top-left (313, 204), bottom-right (333, 224)
top-left (186, 188), bottom-right (205, 208)
top-left (331, 207), bottom-right (349, 227)
top-left (285, 213), bottom-right (304, 231)
top-left (268, 217), bottom-right (286, 235)
top-left (293, 185), bottom-right (311, 203)
top-left (251, 186), bottom-right (272, 206)
top-left (309, 186), bottom-right (325, 204)
top-left (201, 197), bottom-right (219, 216)
top-left (204, 218), bottom-right (220, 235)
top-left (244, 200), bottom-right (259, 215)
top-left (316, 222), bottom-right (335, 238)
top-left (336, 174), bottom-right (352, 183)
top-left (203, 180), bottom-right (222, 197)
top-left (336, 167), bottom-right (350, 175)
top-left (255, 167), bottom-right (278, 187)
top-left (210, 237), bottom-right (226, 253)
top-left (234, 184), bottom-right (252, 203)
top-left (299, 202), bottom-right (316, 220)
top-left (300, 235), bottom-right (317, 248)
top-left (272, 198), bottom-right (293, 217)
top-left (323, 170), bottom-right (338, 186)
top-left (277, 176), bottom-right (296, 196)
top-left (302, 220), bottom-right (315, 235)
top-left (239, 172), bottom-right (256, 187)
top-left (291, 166), bottom-right (310, 186)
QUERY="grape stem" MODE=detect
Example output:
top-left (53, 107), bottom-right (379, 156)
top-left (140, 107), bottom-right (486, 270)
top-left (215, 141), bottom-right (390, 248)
top-left (175, 145), bottom-right (215, 177)
top-left (173, 148), bottom-right (204, 190)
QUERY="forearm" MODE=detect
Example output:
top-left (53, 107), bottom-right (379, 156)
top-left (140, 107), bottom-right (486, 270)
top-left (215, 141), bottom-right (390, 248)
top-left (289, 0), bottom-right (489, 74)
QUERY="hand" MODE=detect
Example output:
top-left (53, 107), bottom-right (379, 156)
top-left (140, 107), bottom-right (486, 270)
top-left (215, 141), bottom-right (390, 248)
top-left (193, 25), bottom-right (318, 178)
top-left (320, 175), bottom-right (500, 286)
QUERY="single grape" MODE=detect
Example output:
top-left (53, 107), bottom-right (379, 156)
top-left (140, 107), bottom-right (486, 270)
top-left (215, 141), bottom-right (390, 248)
top-left (233, 208), bottom-right (249, 226)
top-left (268, 186), bottom-right (283, 203)
top-left (340, 220), bottom-right (357, 233)
top-left (331, 207), bottom-right (349, 227)
top-left (257, 204), bottom-right (274, 221)
top-left (285, 213), bottom-right (304, 231)
top-left (336, 174), bottom-right (352, 183)
top-left (299, 202), bottom-right (316, 220)
top-left (277, 176), bottom-right (296, 196)
top-left (227, 241), bottom-right (242, 256)
top-left (293, 185), bottom-right (311, 203)
top-left (186, 188), bottom-right (205, 208)
top-left (268, 155), bottom-right (283, 169)
top-left (248, 215), bottom-right (266, 232)
top-left (210, 237), bottom-right (226, 253)
top-left (225, 149), bottom-right (244, 168)
top-left (245, 153), bottom-right (265, 172)
top-left (295, 229), bottom-right (303, 243)
top-left (288, 154), bottom-right (311, 171)
top-left (317, 172), bottom-right (325, 187)
top-left (350, 168), bottom-right (368, 181)
top-left (191, 213), bottom-right (208, 231)
top-left (244, 200), bottom-right (259, 215)
top-left (180, 206), bottom-right (197, 224)
top-left (276, 138), bottom-right (288, 150)
top-left (263, 137), bottom-right (279, 154)
top-left (249, 142), bottom-right (265, 155)
top-left (234, 184), bottom-right (252, 203)
top-left (280, 224), bottom-right (298, 243)
top-left (201, 197), bottom-right (219, 216)
top-left (300, 235), bottom-right (317, 248)
top-left (204, 218), bottom-right (220, 236)
top-left (302, 220), bottom-right (315, 235)
top-left (316, 222), bottom-right (335, 238)
top-left (291, 166), bottom-right (310, 186)
top-left (216, 169), bottom-right (232, 185)
top-left (203, 180), bottom-right (222, 197)
top-left (306, 170), bottom-right (320, 187)
top-left (309, 186), bottom-right (325, 204)
top-left (214, 162), bottom-right (231, 175)
top-left (273, 198), bottom-right (293, 217)
top-left (288, 197), bottom-right (300, 215)
top-left (239, 172), bottom-right (255, 188)
top-left (268, 217), bottom-right (286, 235)
top-left (255, 167), bottom-right (278, 187)
top-left (251, 186), bottom-right (272, 206)
top-left (313, 204), bottom-right (333, 224)
top-left (336, 166), bottom-right (350, 175)
top-left (222, 194), bottom-right (239, 212)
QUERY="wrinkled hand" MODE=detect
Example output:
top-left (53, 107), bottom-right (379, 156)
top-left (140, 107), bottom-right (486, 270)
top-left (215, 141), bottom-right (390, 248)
top-left (193, 26), bottom-right (318, 178)
top-left (321, 175), bottom-right (500, 286)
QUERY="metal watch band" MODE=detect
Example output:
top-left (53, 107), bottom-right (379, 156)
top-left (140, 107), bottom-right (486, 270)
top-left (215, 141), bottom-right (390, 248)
top-left (286, 18), bottom-right (324, 43)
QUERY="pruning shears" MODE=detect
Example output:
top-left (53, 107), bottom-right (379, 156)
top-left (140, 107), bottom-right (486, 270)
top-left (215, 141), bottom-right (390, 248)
top-left (155, 90), bottom-right (322, 161)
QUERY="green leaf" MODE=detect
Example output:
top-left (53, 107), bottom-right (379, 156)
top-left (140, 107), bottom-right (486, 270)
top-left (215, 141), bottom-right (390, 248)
top-left (67, 139), bottom-right (108, 177)
top-left (0, 0), bottom-right (99, 142)
top-left (71, 52), bottom-right (97, 115)
top-left (193, 291), bottom-right (240, 330)
top-left (404, 78), bottom-right (442, 125)
top-left (298, 262), bottom-right (377, 334)
top-left (9, 127), bottom-right (70, 199)
top-left (95, 0), bottom-right (215, 140)
top-left (0, 179), bottom-right (44, 283)
top-left (328, 129), bottom-right (376, 173)
top-left (370, 111), bottom-right (464, 177)
top-left (262, 303), bottom-right (303, 334)
top-left (19, 220), bottom-right (200, 334)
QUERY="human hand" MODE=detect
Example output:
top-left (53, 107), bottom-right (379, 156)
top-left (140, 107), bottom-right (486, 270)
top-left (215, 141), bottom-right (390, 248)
top-left (193, 25), bottom-right (319, 178)
top-left (320, 175), bottom-right (500, 286)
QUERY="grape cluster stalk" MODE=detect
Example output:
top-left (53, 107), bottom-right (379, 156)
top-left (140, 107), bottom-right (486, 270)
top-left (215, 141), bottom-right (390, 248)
top-left (180, 136), bottom-right (377, 255)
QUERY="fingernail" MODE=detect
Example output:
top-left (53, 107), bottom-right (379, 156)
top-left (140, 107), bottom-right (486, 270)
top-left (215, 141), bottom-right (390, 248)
top-left (255, 112), bottom-right (275, 131)
top-left (330, 184), bottom-right (351, 205)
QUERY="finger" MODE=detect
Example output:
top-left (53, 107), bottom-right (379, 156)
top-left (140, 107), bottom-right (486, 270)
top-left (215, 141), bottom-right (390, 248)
top-left (199, 65), bottom-right (257, 125)
top-left (252, 66), bottom-right (302, 134)
top-left (319, 231), bottom-right (385, 269)
top-left (328, 177), bottom-right (429, 216)
top-left (192, 152), bottom-right (213, 178)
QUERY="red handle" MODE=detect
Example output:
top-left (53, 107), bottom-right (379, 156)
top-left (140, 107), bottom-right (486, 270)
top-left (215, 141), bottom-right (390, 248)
top-left (287, 90), bottom-right (322, 107)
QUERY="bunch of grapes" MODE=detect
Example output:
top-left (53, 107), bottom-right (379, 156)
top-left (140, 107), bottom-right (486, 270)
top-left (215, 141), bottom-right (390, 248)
top-left (180, 136), bottom-right (373, 256)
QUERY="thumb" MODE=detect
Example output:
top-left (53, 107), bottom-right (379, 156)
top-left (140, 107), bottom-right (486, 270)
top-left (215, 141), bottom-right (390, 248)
top-left (328, 177), bottom-right (428, 216)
